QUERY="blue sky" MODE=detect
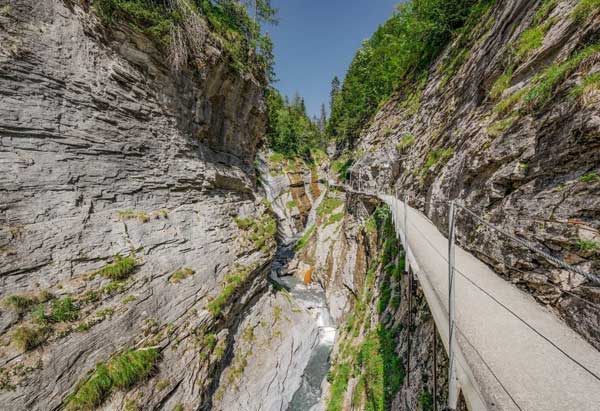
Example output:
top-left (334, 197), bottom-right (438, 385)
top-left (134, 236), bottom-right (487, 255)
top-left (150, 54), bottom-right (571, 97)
top-left (267, 0), bottom-right (401, 118)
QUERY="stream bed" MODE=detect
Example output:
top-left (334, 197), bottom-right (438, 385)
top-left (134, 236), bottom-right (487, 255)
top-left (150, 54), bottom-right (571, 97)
top-left (271, 244), bottom-right (336, 411)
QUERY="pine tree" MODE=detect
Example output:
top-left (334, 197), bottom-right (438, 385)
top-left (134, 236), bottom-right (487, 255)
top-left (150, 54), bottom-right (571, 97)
top-left (319, 103), bottom-right (327, 132)
top-left (330, 76), bottom-right (341, 111)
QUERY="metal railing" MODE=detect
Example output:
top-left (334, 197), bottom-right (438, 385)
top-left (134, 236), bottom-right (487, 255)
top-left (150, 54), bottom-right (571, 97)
top-left (341, 170), bottom-right (600, 410)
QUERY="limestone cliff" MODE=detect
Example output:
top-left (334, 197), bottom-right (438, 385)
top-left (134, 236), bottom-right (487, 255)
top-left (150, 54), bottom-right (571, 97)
top-left (316, 1), bottom-right (600, 410)
top-left (351, 0), bottom-right (600, 350)
top-left (0, 1), bottom-right (276, 410)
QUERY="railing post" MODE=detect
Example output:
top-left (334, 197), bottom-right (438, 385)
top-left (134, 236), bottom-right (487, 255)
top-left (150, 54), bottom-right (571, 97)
top-left (433, 323), bottom-right (438, 411)
top-left (349, 170), bottom-right (352, 191)
top-left (403, 193), bottom-right (409, 273)
top-left (447, 201), bottom-right (458, 410)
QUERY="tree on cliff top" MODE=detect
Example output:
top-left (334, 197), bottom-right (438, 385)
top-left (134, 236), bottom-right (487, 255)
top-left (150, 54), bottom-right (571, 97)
top-left (327, 0), bottom-right (496, 146)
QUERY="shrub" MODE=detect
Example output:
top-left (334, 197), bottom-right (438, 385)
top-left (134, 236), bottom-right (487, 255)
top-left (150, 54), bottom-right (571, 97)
top-left (97, 255), bottom-right (137, 280)
top-left (579, 171), bottom-right (599, 183)
top-left (286, 200), bottom-right (297, 210)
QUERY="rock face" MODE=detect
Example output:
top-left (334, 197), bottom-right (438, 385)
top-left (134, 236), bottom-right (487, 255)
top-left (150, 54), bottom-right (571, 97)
top-left (350, 0), bottom-right (600, 350)
top-left (257, 150), bottom-right (327, 244)
top-left (0, 1), bottom-right (277, 410)
top-left (316, 2), bottom-right (600, 410)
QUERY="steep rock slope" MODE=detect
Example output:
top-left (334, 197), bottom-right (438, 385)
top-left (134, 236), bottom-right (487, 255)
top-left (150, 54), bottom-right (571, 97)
top-left (0, 1), bottom-right (276, 410)
top-left (352, 0), bottom-right (600, 350)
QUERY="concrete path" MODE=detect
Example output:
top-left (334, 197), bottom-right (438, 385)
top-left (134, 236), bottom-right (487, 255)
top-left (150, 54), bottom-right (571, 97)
top-left (377, 194), bottom-right (600, 411)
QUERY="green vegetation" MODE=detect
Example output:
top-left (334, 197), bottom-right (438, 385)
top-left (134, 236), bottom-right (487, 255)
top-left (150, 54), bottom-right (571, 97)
top-left (286, 200), bottom-right (297, 210)
top-left (579, 171), bottom-right (599, 183)
top-left (66, 348), bottom-right (160, 411)
top-left (235, 213), bottom-right (277, 252)
top-left (570, 71), bottom-right (600, 99)
top-left (328, 0), bottom-right (497, 144)
top-left (396, 133), bottom-right (415, 152)
top-left (419, 390), bottom-right (434, 411)
top-left (33, 297), bottom-right (80, 325)
top-left (97, 255), bottom-right (137, 280)
top-left (169, 268), bottom-right (195, 284)
top-left (102, 280), bottom-right (129, 295)
top-left (94, 0), bottom-right (276, 81)
top-left (173, 404), bottom-right (184, 411)
top-left (490, 68), bottom-right (513, 99)
top-left (317, 197), bottom-right (344, 218)
top-left (326, 363), bottom-right (351, 411)
top-left (514, 19), bottom-right (554, 61)
top-left (572, 0), bottom-right (600, 22)
top-left (421, 148), bottom-right (454, 175)
top-left (327, 206), bottom-right (404, 411)
top-left (3, 291), bottom-right (54, 313)
top-left (365, 216), bottom-right (377, 234)
top-left (3, 295), bottom-right (37, 313)
top-left (122, 295), bottom-right (137, 304)
top-left (326, 212), bottom-right (345, 227)
top-left (524, 43), bottom-right (600, 110)
top-left (207, 265), bottom-right (252, 316)
top-left (12, 326), bottom-right (48, 352)
top-left (497, 43), bottom-right (600, 116)
top-left (576, 240), bottom-right (599, 251)
top-left (49, 297), bottom-right (79, 323)
top-left (294, 225), bottom-right (315, 252)
top-left (487, 114), bottom-right (518, 137)
top-left (331, 156), bottom-right (353, 181)
top-left (266, 88), bottom-right (325, 156)
top-left (117, 210), bottom-right (149, 223)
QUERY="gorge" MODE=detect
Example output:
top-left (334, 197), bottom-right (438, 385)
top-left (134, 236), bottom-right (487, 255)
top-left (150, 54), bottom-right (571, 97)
top-left (1, 1), bottom-right (600, 411)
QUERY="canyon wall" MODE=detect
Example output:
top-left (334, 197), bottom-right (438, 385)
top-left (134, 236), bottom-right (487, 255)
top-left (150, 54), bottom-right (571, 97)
top-left (0, 1), bottom-right (294, 410)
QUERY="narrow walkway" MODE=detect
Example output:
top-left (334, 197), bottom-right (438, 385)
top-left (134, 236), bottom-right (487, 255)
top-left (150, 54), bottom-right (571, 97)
top-left (378, 194), bottom-right (600, 411)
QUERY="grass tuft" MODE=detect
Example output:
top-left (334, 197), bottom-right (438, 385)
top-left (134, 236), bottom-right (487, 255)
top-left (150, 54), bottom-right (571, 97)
top-left (66, 348), bottom-right (160, 410)
top-left (579, 171), bottom-right (599, 183)
top-left (3, 295), bottom-right (36, 312)
top-left (207, 265), bottom-right (253, 317)
top-left (572, 0), bottom-right (600, 22)
top-left (396, 133), bottom-right (415, 152)
top-left (97, 255), bottom-right (137, 280)
top-left (12, 326), bottom-right (48, 352)
top-left (317, 197), bottom-right (344, 218)
top-left (294, 225), bottom-right (315, 252)
top-left (169, 268), bottom-right (195, 284)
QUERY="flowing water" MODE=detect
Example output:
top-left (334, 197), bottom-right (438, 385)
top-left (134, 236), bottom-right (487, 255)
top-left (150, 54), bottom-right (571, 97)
top-left (261, 160), bottom-right (335, 410)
